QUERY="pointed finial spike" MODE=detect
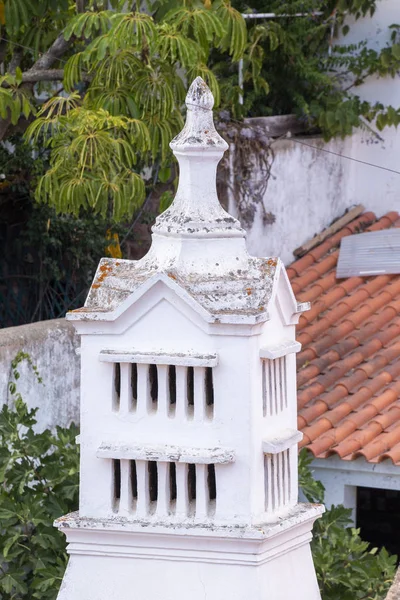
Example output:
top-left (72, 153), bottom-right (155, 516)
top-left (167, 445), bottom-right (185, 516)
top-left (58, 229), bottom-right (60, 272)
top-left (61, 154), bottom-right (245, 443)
top-left (186, 77), bottom-right (214, 111)
top-left (169, 76), bottom-right (227, 152)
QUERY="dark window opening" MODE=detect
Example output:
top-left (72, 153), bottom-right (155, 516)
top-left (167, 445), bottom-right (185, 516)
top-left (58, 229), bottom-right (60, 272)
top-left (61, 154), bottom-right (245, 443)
top-left (130, 460), bottom-right (137, 503)
top-left (205, 368), bottom-right (214, 406)
top-left (187, 367), bottom-right (194, 407)
top-left (357, 486), bottom-right (400, 558)
top-left (148, 461), bottom-right (158, 504)
top-left (169, 365), bottom-right (176, 408)
top-left (207, 464), bottom-right (216, 501)
top-left (188, 464), bottom-right (196, 503)
top-left (170, 462), bottom-right (177, 504)
top-left (205, 367), bottom-right (214, 417)
top-left (113, 459), bottom-right (121, 508)
top-left (149, 364), bottom-right (158, 408)
top-left (114, 363), bottom-right (121, 410)
top-left (131, 363), bottom-right (138, 410)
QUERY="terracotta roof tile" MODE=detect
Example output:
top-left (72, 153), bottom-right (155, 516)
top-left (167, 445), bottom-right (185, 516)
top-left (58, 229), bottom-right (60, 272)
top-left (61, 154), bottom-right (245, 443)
top-left (289, 253), bottom-right (316, 276)
top-left (298, 382), bottom-right (326, 409)
top-left (355, 425), bottom-right (400, 461)
top-left (379, 443), bottom-right (400, 464)
top-left (290, 211), bottom-right (400, 464)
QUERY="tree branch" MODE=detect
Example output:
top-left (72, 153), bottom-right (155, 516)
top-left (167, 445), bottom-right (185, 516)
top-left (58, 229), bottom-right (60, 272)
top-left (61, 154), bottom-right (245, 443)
top-left (8, 50), bottom-right (22, 74)
top-left (76, 0), bottom-right (86, 13)
top-left (0, 37), bottom-right (8, 65)
top-left (21, 68), bottom-right (64, 82)
top-left (31, 33), bottom-right (72, 71)
top-left (21, 69), bottom-right (91, 83)
top-left (0, 33), bottom-right (73, 141)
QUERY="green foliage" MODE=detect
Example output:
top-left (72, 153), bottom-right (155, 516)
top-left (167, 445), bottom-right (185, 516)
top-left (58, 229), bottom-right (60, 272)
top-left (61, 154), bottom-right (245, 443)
top-left (226, 0), bottom-right (400, 139)
top-left (0, 0), bottom-right (247, 220)
top-left (1, 0), bottom-right (398, 221)
top-left (0, 353), bottom-right (79, 599)
top-left (26, 101), bottom-right (148, 220)
top-left (0, 73), bottom-right (36, 125)
top-left (0, 136), bottom-right (125, 326)
top-left (299, 449), bottom-right (397, 600)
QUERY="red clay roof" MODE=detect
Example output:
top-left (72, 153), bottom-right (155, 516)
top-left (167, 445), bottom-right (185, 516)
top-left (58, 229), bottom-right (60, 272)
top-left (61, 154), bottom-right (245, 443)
top-left (288, 211), bottom-right (400, 465)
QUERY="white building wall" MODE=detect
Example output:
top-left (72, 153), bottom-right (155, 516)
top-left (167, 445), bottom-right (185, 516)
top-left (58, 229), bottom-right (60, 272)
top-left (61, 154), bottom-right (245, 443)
top-left (237, 0), bottom-right (400, 264)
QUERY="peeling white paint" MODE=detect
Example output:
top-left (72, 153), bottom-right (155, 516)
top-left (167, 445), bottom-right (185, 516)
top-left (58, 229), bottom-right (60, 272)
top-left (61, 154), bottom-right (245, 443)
top-left (96, 442), bottom-right (235, 464)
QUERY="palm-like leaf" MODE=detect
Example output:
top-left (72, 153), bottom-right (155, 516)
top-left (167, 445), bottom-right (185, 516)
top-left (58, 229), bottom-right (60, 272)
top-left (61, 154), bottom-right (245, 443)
top-left (110, 12), bottom-right (156, 50)
top-left (4, 0), bottom-right (38, 34)
top-left (133, 66), bottom-right (175, 118)
top-left (0, 74), bottom-right (36, 125)
top-left (89, 86), bottom-right (140, 118)
top-left (156, 23), bottom-right (200, 66)
top-left (215, 0), bottom-right (247, 62)
top-left (144, 110), bottom-right (183, 161)
top-left (90, 49), bottom-right (142, 88)
top-left (163, 6), bottom-right (225, 55)
top-left (30, 107), bottom-right (148, 220)
top-left (63, 10), bottom-right (112, 41)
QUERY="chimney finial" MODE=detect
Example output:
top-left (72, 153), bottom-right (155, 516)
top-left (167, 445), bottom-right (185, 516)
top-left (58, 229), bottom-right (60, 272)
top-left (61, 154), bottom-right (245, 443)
top-left (151, 77), bottom-right (244, 245)
top-left (185, 76), bottom-right (214, 111)
top-left (169, 77), bottom-right (227, 152)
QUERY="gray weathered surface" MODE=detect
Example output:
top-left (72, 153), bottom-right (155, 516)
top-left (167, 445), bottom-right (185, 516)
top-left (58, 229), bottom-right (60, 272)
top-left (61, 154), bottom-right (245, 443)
top-left (0, 319), bottom-right (80, 430)
top-left (387, 569), bottom-right (400, 600)
top-left (81, 255), bottom-right (278, 320)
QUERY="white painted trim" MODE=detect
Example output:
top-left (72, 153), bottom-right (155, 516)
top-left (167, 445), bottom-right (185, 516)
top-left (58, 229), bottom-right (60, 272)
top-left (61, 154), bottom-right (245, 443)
top-left (56, 503), bottom-right (324, 547)
top-left (97, 442), bottom-right (235, 464)
top-left (311, 456), bottom-right (400, 524)
top-left (99, 349), bottom-right (218, 367)
top-left (260, 340), bottom-right (301, 359)
top-left (312, 455), bottom-right (400, 477)
top-left (263, 429), bottom-right (303, 454)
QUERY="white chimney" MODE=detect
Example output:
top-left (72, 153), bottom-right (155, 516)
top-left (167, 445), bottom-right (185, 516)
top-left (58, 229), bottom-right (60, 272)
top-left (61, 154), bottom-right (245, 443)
top-left (56, 77), bottom-right (324, 600)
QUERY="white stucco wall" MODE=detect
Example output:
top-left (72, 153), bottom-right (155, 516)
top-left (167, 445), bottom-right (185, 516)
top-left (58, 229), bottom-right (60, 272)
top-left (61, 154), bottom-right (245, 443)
top-left (343, 0), bottom-right (400, 107)
top-left (236, 0), bottom-right (400, 264)
top-left (239, 125), bottom-right (400, 264)
top-left (0, 319), bottom-right (80, 430)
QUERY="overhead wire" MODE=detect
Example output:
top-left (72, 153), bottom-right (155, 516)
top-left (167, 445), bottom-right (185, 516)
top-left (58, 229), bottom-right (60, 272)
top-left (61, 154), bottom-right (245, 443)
top-left (0, 36), bottom-right (69, 64)
top-left (289, 137), bottom-right (400, 176)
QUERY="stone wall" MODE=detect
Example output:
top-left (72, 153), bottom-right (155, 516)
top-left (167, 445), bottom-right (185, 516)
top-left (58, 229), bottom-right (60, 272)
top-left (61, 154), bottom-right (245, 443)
top-left (387, 568), bottom-right (400, 600)
top-left (0, 319), bottom-right (80, 431)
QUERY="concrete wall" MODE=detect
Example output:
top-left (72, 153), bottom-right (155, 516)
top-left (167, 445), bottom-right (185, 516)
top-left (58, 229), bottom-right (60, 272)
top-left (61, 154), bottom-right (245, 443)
top-left (0, 319), bottom-right (80, 431)
top-left (234, 0), bottom-right (400, 264)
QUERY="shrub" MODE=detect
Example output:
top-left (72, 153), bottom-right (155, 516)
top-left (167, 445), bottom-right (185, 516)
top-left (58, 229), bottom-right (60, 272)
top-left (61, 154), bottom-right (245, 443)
top-left (0, 355), bottom-right (79, 599)
top-left (299, 449), bottom-right (397, 600)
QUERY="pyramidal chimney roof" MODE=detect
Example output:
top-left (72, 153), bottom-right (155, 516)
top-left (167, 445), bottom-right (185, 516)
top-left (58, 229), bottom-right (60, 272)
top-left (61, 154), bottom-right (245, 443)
top-left (68, 78), bottom-right (305, 325)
